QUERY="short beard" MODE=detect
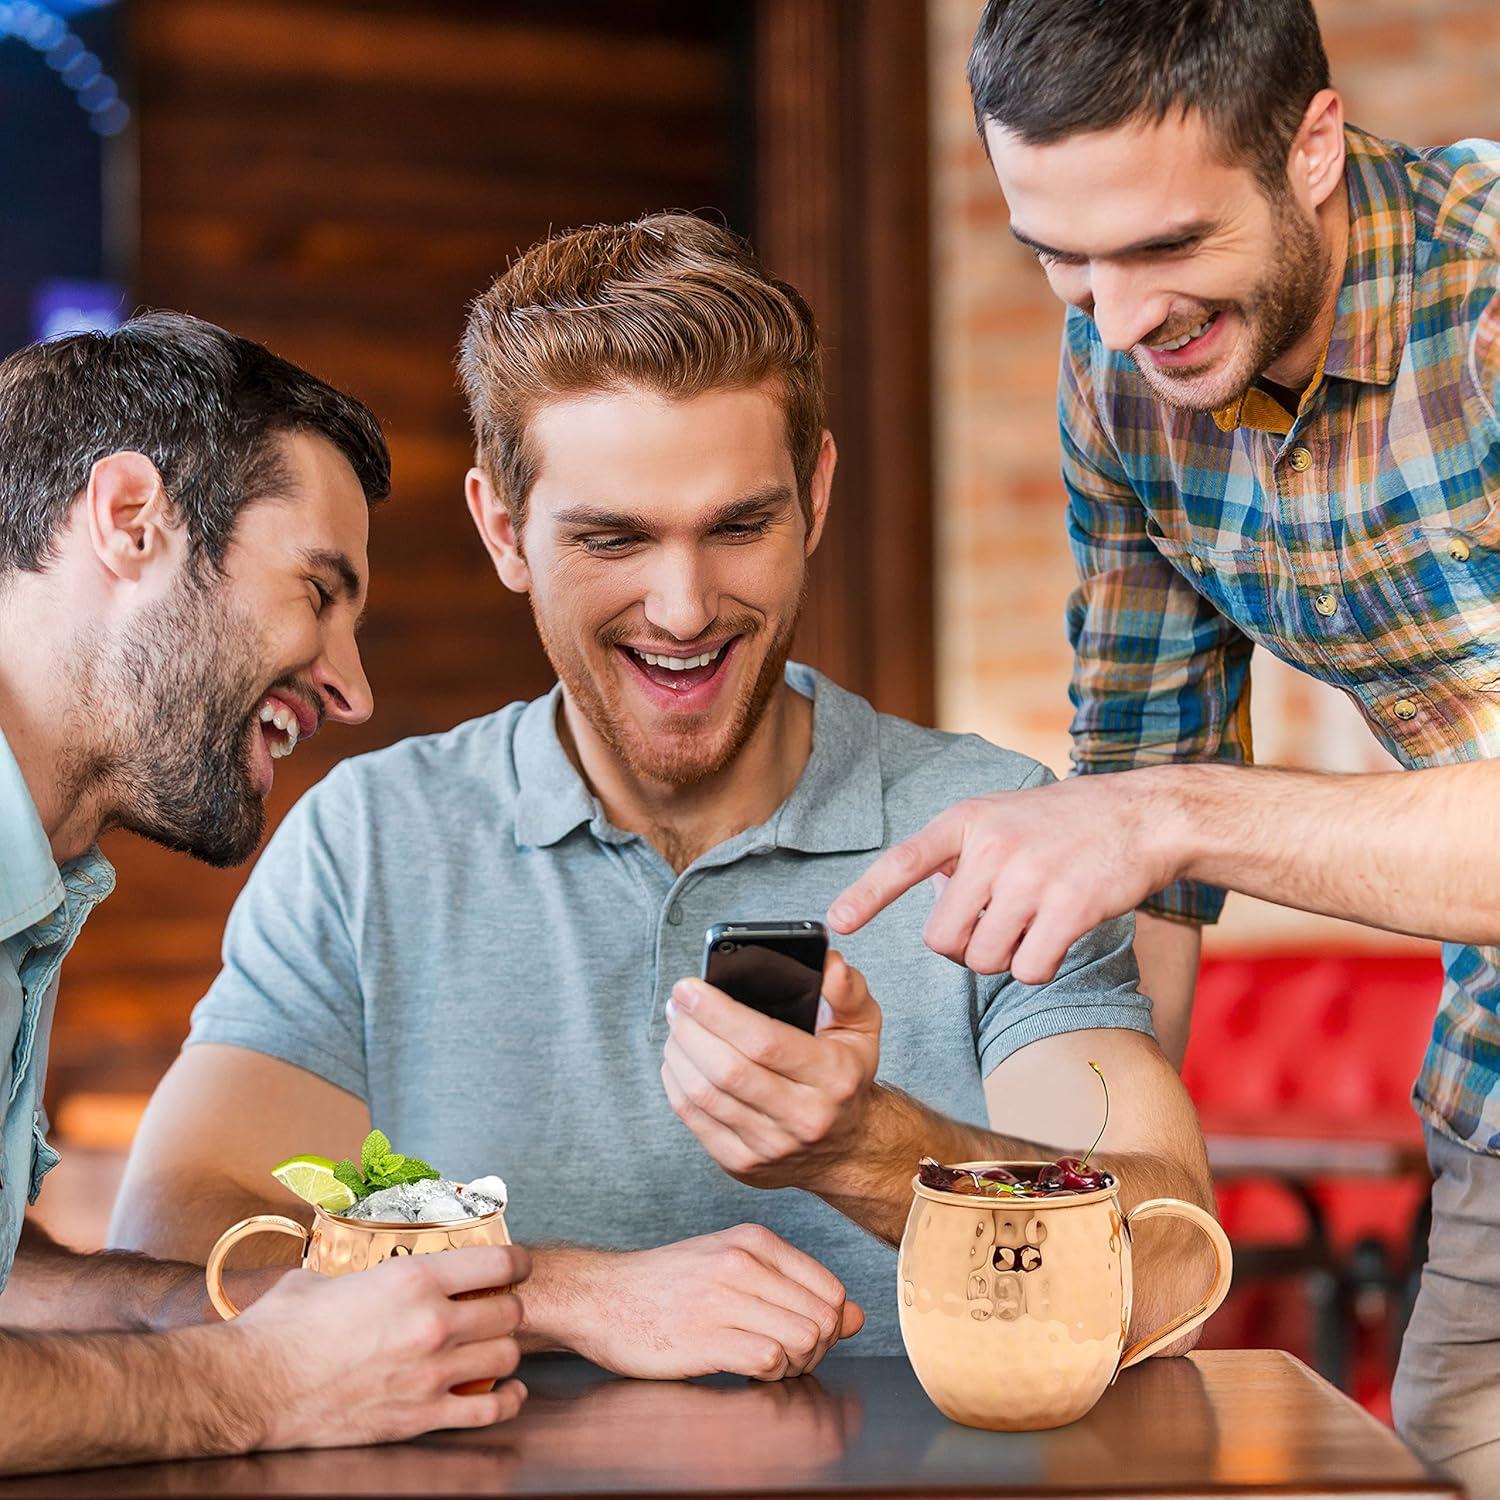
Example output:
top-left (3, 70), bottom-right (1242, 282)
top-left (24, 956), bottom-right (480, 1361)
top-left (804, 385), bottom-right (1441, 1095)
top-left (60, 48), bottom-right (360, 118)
top-left (75, 575), bottom-right (271, 868)
top-left (1132, 191), bottom-right (1330, 414)
top-left (536, 592), bottom-right (803, 791)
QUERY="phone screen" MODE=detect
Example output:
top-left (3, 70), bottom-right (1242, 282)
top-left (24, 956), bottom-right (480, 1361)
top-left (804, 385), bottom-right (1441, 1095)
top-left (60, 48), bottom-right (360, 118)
top-left (702, 923), bottom-right (827, 1033)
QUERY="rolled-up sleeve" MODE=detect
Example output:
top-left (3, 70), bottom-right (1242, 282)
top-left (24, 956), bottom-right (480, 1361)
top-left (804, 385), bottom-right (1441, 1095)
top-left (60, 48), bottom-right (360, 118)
top-left (1058, 312), bottom-right (1253, 924)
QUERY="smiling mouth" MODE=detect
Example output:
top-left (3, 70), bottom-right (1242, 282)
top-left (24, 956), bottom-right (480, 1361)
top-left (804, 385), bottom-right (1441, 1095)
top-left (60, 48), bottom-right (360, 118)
top-left (619, 640), bottom-right (736, 694)
top-left (1144, 311), bottom-right (1221, 359)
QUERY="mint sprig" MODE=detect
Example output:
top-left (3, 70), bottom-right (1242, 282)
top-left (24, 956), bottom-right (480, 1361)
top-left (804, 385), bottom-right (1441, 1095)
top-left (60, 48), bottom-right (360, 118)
top-left (331, 1129), bottom-right (440, 1201)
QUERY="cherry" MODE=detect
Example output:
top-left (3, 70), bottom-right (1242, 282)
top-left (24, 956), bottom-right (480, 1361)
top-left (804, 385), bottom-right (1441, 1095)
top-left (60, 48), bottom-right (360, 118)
top-left (1053, 1156), bottom-right (1105, 1192)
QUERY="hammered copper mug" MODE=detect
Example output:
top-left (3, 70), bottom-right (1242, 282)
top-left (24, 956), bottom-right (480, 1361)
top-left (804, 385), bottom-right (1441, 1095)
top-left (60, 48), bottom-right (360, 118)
top-left (206, 1204), bottom-right (514, 1395)
top-left (897, 1161), bottom-right (1232, 1431)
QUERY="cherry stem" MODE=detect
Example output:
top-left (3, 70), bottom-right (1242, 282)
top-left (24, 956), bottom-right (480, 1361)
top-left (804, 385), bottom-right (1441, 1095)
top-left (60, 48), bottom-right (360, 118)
top-left (1081, 1061), bottom-right (1109, 1169)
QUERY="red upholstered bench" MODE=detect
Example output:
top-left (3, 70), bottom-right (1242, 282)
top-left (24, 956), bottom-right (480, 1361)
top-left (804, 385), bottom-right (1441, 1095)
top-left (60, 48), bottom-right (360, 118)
top-left (1179, 949), bottom-right (1440, 1415)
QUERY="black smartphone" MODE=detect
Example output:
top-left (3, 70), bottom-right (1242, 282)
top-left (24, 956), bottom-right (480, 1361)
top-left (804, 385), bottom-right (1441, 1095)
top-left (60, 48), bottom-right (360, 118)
top-left (701, 921), bottom-right (829, 1034)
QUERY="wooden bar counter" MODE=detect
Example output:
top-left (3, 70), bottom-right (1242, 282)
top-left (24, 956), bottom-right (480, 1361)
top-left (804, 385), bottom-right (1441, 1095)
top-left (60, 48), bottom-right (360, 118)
top-left (0, 1351), bottom-right (1456, 1498)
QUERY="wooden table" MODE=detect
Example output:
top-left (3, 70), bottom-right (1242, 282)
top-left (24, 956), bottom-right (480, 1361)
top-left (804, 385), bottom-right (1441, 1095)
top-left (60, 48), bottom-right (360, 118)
top-left (1, 1351), bottom-right (1455, 1498)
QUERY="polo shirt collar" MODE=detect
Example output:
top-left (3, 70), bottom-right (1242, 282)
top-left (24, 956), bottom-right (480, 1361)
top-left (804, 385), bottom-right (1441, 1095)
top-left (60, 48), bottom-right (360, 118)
top-left (1210, 125), bottom-right (1413, 433)
top-left (0, 726), bottom-right (65, 942)
top-left (510, 663), bottom-right (886, 856)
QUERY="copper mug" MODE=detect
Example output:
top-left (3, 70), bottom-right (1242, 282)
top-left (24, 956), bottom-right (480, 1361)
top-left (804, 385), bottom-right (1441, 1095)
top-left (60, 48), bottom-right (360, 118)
top-left (206, 1204), bottom-right (513, 1395)
top-left (897, 1161), bottom-right (1232, 1431)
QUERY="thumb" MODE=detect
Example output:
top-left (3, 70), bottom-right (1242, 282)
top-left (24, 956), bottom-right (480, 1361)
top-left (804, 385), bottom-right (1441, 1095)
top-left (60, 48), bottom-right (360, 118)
top-left (839, 1299), bottom-right (865, 1339)
top-left (816, 952), bottom-right (879, 1034)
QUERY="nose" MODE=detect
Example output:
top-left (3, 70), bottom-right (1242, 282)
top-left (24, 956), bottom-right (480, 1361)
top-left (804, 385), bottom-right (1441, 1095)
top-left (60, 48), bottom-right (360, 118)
top-left (313, 624), bottom-right (374, 727)
top-left (1085, 262), bottom-right (1172, 354)
top-left (643, 546), bottom-right (718, 644)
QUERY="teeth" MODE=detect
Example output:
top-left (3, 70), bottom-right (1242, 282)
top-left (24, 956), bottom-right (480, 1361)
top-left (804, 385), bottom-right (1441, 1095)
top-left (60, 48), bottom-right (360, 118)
top-left (258, 699), bottom-right (300, 759)
top-left (632, 649), bottom-right (720, 671)
top-left (1149, 316), bottom-right (1213, 353)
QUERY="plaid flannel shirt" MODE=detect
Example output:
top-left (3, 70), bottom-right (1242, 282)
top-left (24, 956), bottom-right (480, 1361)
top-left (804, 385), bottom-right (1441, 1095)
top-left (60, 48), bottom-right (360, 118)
top-left (1059, 126), bottom-right (1500, 1151)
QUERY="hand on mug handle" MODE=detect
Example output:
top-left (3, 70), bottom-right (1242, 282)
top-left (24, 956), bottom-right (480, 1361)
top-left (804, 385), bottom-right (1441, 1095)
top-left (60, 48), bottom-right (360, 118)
top-left (1116, 1198), bottom-right (1233, 1372)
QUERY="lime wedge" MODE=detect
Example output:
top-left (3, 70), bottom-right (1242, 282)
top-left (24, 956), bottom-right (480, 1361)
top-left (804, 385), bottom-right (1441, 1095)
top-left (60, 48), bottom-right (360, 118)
top-left (272, 1154), bottom-right (357, 1213)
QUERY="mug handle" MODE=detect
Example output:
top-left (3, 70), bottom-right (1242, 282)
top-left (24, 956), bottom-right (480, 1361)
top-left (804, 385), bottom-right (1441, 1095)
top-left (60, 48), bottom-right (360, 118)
top-left (1116, 1197), bottom-right (1233, 1371)
top-left (206, 1214), bottom-right (309, 1320)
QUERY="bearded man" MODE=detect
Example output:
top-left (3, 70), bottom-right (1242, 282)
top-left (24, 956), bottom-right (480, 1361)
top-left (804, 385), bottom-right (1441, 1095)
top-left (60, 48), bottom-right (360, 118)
top-left (0, 314), bottom-right (527, 1474)
top-left (115, 213), bottom-right (1220, 1380)
top-left (826, 0), bottom-right (1500, 1485)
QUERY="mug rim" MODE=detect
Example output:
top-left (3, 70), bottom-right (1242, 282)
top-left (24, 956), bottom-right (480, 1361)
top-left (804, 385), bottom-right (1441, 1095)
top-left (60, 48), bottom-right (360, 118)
top-left (313, 1203), bottom-right (508, 1230)
top-left (909, 1159), bottom-right (1119, 1209)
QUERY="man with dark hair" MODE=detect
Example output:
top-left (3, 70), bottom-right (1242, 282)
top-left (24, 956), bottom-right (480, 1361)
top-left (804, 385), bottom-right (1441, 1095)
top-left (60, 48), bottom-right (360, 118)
top-left (831, 0), bottom-right (1499, 1483)
top-left (0, 312), bottom-right (527, 1473)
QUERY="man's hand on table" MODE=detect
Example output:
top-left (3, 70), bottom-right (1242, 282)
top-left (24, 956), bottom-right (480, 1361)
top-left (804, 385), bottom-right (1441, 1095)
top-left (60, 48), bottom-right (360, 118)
top-left (526, 1228), bottom-right (863, 1381)
top-left (230, 1243), bottom-right (530, 1449)
top-left (661, 952), bottom-right (880, 1191)
top-left (829, 770), bottom-right (1179, 984)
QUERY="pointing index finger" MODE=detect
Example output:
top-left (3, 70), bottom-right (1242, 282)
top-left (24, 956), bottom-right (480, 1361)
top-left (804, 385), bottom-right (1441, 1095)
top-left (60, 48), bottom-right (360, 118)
top-left (828, 823), bottom-right (958, 934)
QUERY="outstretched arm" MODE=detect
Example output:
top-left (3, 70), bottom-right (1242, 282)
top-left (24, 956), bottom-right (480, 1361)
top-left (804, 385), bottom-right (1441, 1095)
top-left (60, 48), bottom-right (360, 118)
top-left (830, 759), bottom-right (1498, 989)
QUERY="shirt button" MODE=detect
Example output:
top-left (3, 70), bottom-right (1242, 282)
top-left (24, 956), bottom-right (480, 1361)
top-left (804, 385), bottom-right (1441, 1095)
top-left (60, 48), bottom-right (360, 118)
top-left (1288, 446), bottom-right (1312, 472)
top-left (1314, 592), bottom-right (1338, 617)
top-left (1448, 537), bottom-right (1473, 563)
top-left (667, 903), bottom-right (684, 925)
top-left (1393, 698), bottom-right (1419, 722)
top-left (1189, 555), bottom-right (1206, 577)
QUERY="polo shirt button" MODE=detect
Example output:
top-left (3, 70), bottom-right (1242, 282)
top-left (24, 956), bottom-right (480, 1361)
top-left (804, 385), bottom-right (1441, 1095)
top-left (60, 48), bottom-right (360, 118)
top-left (1189, 555), bottom-right (1205, 577)
top-left (1314, 591), bottom-right (1338, 617)
top-left (1288, 446), bottom-right (1312, 471)
top-left (667, 903), bottom-right (684, 925)
top-left (1448, 537), bottom-right (1473, 563)
top-left (1393, 698), bottom-right (1418, 722)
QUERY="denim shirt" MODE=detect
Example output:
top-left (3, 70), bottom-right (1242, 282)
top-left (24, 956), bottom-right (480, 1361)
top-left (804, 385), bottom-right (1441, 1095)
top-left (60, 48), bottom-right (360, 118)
top-left (0, 727), bottom-right (113, 1294)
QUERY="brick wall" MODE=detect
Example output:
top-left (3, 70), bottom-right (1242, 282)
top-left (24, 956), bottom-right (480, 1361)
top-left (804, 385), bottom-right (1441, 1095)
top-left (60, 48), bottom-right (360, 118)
top-left (928, 0), bottom-right (1499, 949)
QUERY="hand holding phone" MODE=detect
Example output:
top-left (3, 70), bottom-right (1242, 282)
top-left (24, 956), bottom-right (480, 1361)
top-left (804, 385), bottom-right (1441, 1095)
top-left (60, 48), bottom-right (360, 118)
top-left (701, 921), bottom-right (828, 1033)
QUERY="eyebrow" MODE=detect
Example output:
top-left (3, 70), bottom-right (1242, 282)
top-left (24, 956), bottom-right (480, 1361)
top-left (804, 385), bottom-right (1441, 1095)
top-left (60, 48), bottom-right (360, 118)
top-left (552, 484), bottom-right (798, 533)
top-left (301, 547), bottom-right (367, 626)
top-left (1009, 220), bottom-right (1217, 262)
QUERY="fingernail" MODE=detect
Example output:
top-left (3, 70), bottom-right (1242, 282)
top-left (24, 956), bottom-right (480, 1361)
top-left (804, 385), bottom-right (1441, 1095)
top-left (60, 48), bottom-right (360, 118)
top-left (672, 980), bottom-right (699, 1012)
top-left (930, 873), bottom-right (949, 896)
top-left (816, 998), bottom-right (834, 1031)
top-left (829, 902), bottom-right (854, 928)
top-left (665, 997), bottom-right (678, 1023)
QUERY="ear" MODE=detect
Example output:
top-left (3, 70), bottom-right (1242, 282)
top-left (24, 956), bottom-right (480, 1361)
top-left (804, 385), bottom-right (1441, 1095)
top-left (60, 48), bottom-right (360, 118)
top-left (1288, 88), bottom-right (1345, 213)
top-left (465, 466), bottom-right (531, 594)
top-left (84, 451), bottom-right (182, 582)
top-left (802, 432), bottom-right (837, 559)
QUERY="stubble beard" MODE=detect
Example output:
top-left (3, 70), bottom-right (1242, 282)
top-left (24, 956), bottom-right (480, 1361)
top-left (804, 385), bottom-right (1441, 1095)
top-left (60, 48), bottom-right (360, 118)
top-left (534, 590), bottom-right (804, 791)
top-left (1131, 195), bottom-right (1331, 414)
top-left (77, 576), bottom-right (273, 868)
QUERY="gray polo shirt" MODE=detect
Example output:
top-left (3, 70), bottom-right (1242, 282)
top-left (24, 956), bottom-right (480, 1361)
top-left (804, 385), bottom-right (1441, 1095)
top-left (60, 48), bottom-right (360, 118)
top-left (187, 664), bottom-right (1152, 1353)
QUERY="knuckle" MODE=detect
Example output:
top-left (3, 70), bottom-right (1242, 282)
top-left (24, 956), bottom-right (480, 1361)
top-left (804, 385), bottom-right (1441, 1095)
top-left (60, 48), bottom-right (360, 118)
top-left (754, 1343), bottom-right (786, 1378)
top-left (686, 1076), bottom-right (719, 1112)
top-left (409, 1309), bottom-right (449, 1355)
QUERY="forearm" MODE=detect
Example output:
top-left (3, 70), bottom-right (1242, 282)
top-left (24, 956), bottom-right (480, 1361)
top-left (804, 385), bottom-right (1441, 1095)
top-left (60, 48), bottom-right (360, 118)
top-left (1161, 760), bottom-right (1500, 943)
top-left (3, 1220), bottom-right (203, 1334)
top-left (511, 1244), bottom-right (602, 1355)
top-left (812, 1085), bottom-right (1208, 1248)
top-left (0, 1322), bottom-right (262, 1475)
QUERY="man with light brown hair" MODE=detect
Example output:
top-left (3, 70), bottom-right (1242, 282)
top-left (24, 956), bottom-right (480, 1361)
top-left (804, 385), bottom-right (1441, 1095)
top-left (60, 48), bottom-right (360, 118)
top-left (116, 214), bottom-right (1219, 1379)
